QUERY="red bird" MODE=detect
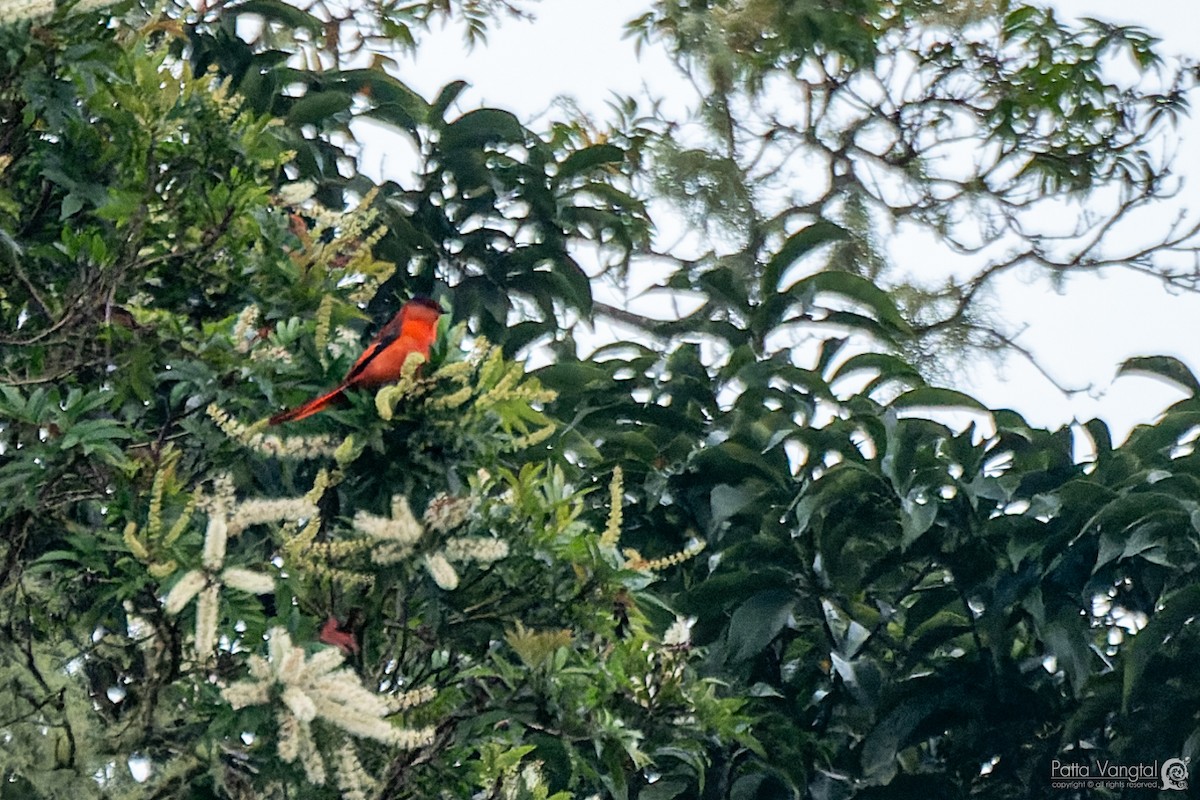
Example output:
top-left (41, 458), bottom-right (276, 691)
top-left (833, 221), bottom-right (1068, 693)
top-left (269, 296), bottom-right (445, 425)
top-left (318, 615), bottom-right (360, 655)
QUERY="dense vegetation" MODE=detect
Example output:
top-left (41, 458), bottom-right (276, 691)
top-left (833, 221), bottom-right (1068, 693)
top-left (1, 1), bottom-right (1198, 798)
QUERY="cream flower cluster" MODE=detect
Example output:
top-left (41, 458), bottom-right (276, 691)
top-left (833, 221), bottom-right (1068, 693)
top-left (422, 493), bottom-right (472, 533)
top-left (162, 477), bottom-right (317, 656)
top-left (356, 495), bottom-right (424, 566)
top-left (353, 493), bottom-right (506, 590)
top-left (232, 304), bottom-right (260, 353)
top-left (622, 539), bottom-right (706, 572)
top-left (248, 341), bottom-right (295, 367)
top-left (421, 532), bottom-right (509, 590)
top-left (68, 0), bottom-right (119, 14)
top-left (221, 628), bottom-right (435, 786)
top-left (163, 494), bottom-right (275, 656)
top-left (276, 180), bottom-right (317, 206)
top-left (422, 552), bottom-right (459, 591)
top-left (233, 496), bottom-right (319, 532)
top-left (208, 403), bottom-right (338, 460)
top-left (663, 616), bottom-right (696, 647)
top-left (334, 742), bottom-right (376, 800)
top-left (0, 0), bottom-right (52, 24)
top-left (441, 536), bottom-right (509, 565)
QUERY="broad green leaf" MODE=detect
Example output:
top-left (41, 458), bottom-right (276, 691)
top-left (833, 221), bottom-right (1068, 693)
top-left (815, 337), bottom-right (849, 378)
top-left (692, 441), bottom-right (788, 487)
top-left (640, 780), bottom-right (688, 800)
top-left (1095, 523), bottom-right (1168, 573)
top-left (440, 108), bottom-right (526, 150)
top-left (1081, 491), bottom-right (1187, 550)
top-left (1122, 583), bottom-right (1200, 712)
top-left (1123, 409), bottom-right (1200, 460)
top-left (59, 420), bottom-right (132, 451)
top-left (1043, 609), bottom-right (1094, 694)
top-left (430, 80), bottom-right (468, 119)
top-left (900, 495), bottom-right (938, 548)
top-left (534, 361), bottom-right (614, 391)
top-left (554, 143), bottom-right (624, 183)
top-left (762, 221), bottom-right (850, 294)
top-left (832, 352), bottom-right (926, 396)
top-left (552, 254), bottom-right (594, 316)
top-left (784, 270), bottom-right (911, 334)
top-left (333, 68), bottom-right (427, 129)
top-left (891, 387), bottom-right (989, 413)
top-left (1117, 355), bottom-right (1200, 396)
top-left (1081, 417), bottom-right (1113, 454)
top-left (286, 90), bottom-right (353, 125)
top-left (906, 611), bottom-right (971, 660)
top-left (230, 0), bottom-right (323, 33)
top-left (710, 482), bottom-right (763, 529)
top-left (726, 588), bottom-right (795, 663)
top-left (861, 688), bottom-right (959, 781)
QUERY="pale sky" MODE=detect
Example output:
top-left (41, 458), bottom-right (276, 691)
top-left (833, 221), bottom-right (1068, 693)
top-left (373, 1), bottom-right (1200, 443)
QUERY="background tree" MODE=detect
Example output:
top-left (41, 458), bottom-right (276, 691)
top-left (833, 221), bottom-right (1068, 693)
top-left (621, 0), bottom-right (1199, 382)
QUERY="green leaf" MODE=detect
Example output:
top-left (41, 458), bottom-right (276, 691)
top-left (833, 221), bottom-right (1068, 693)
top-left (1122, 583), bottom-right (1200, 712)
top-left (534, 361), bottom-right (613, 391)
top-left (692, 442), bottom-right (787, 487)
top-left (832, 352), bottom-right (925, 395)
top-left (440, 108), bottom-right (526, 150)
top-left (552, 254), bottom-right (593, 316)
top-left (332, 69), bottom-right (428, 129)
top-left (430, 80), bottom-right (468, 120)
top-left (555, 143), bottom-right (624, 183)
top-left (1001, 4), bottom-right (1040, 40)
top-left (286, 91), bottom-right (353, 125)
top-left (1095, 523), bottom-right (1168, 573)
top-left (59, 420), bottom-right (132, 451)
top-left (861, 688), bottom-right (958, 781)
top-left (900, 495), bottom-right (938, 549)
top-left (710, 483), bottom-right (763, 529)
top-left (762, 221), bottom-right (850, 294)
top-left (1081, 418), bottom-right (1113, 454)
top-left (726, 588), bottom-right (795, 663)
top-left (784, 270), bottom-right (911, 334)
top-left (1117, 355), bottom-right (1200, 397)
top-left (891, 387), bottom-right (989, 413)
top-left (230, 0), bottom-right (323, 33)
top-left (640, 780), bottom-right (688, 800)
top-left (1043, 611), bottom-right (1093, 694)
top-left (815, 337), bottom-right (849, 378)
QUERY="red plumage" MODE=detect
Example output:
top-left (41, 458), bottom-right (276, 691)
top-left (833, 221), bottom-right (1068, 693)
top-left (269, 296), bottom-right (445, 425)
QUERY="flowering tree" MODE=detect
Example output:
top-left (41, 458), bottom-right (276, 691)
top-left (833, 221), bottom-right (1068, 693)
top-left (0, 7), bottom-right (740, 797)
top-left (3, 1), bottom-right (1200, 799)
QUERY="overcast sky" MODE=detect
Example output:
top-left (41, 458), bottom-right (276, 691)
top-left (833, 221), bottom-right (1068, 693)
top-left (373, 1), bottom-right (1200, 443)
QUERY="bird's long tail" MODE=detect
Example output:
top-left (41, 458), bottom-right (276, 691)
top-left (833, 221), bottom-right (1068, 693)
top-left (268, 384), bottom-right (349, 425)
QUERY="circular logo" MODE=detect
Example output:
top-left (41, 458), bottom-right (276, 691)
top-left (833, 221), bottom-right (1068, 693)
top-left (1161, 758), bottom-right (1189, 791)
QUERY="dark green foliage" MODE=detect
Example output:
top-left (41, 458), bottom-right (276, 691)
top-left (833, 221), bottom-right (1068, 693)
top-left (180, 2), bottom-right (649, 354)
